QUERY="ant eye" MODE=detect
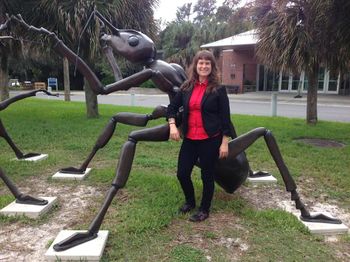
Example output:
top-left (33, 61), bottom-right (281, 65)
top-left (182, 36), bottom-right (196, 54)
top-left (128, 35), bottom-right (139, 47)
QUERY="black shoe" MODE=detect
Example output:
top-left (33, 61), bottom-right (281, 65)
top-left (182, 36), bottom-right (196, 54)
top-left (178, 203), bottom-right (195, 214)
top-left (189, 210), bottom-right (209, 222)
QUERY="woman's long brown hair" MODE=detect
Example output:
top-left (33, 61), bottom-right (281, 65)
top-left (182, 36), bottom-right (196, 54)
top-left (181, 50), bottom-right (220, 93)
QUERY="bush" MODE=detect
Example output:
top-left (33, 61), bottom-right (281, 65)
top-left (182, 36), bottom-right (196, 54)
top-left (140, 79), bottom-right (156, 88)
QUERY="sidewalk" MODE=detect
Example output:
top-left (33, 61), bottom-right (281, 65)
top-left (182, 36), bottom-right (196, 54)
top-left (73, 88), bottom-right (350, 106)
top-left (11, 88), bottom-right (350, 106)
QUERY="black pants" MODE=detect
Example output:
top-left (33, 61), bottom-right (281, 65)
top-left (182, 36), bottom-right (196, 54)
top-left (177, 135), bottom-right (222, 213)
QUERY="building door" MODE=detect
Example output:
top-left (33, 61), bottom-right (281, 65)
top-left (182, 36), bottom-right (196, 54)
top-left (317, 68), bottom-right (326, 92)
top-left (243, 64), bottom-right (257, 92)
top-left (279, 71), bottom-right (290, 92)
top-left (265, 69), bottom-right (279, 91)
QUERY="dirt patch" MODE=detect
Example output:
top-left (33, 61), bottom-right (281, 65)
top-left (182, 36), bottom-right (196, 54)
top-left (238, 183), bottom-right (350, 261)
top-left (238, 183), bottom-right (350, 226)
top-left (0, 177), bottom-right (104, 262)
top-left (167, 213), bottom-right (249, 261)
top-left (295, 138), bottom-right (346, 148)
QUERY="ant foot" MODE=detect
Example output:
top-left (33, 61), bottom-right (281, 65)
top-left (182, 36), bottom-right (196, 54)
top-left (248, 170), bottom-right (270, 178)
top-left (300, 213), bottom-right (342, 224)
top-left (16, 194), bottom-right (48, 205)
top-left (53, 231), bottom-right (97, 252)
top-left (19, 153), bottom-right (41, 159)
top-left (59, 167), bottom-right (85, 174)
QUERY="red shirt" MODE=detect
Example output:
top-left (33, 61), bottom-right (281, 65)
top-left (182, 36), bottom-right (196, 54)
top-left (186, 80), bottom-right (209, 140)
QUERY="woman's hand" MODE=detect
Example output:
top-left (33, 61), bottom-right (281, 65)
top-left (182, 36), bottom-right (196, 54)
top-left (219, 136), bottom-right (229, 159)
top-left (169, 124), bottom-right (180, 141)
top-left (168, 118), bottom-right (180, 141)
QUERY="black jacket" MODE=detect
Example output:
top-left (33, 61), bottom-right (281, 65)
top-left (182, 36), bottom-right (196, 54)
top-left (167, 85), bottom-right (235, 138)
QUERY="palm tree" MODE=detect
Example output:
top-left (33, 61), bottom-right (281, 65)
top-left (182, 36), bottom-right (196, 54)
top-left (252, 0), bottom-right (337, 124)
top-left (0, 1), bottom-right (23, 101)
top-left (327, 1), bottom-right (350, 77)
top-left (28, 0), bottom-right (159, 117)
top-left (1, 0), bottom-right (158, 115)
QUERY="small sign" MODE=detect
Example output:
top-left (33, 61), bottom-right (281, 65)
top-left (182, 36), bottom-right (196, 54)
top-left (47, 77), bottom-right (58, 91)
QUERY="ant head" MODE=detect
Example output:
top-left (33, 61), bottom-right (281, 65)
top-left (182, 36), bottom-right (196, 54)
top-left (101, 29), bottom-right (156, 64)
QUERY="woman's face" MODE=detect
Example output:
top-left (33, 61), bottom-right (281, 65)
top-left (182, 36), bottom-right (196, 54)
top-left (196, 59), bottom-right (212, 80)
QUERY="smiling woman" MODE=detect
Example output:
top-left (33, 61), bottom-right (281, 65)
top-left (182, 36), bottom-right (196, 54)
top-left (167, 50), bottom-right (234, 222)
top-left (197, 59), bottom-right (212, 82)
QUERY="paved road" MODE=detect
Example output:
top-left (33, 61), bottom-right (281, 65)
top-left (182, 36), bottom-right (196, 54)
top-left (13, 90), bottom-right (350, 122)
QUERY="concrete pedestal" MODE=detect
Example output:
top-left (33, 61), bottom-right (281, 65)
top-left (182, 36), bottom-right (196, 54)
top-left (16, 154), bottom-right (48, 162)
top-left (280, 201), bottom-right (349, 235)
top-left (247, 175), bottom-right (277, 184)
top-left (0, 197), bottom-right (57, 218)
top-left (295, 212), bottom-right (349, 235)
top-left (45, 230), bottom-right (109, 261)
top-left (52, 168), bottom-right (92, 180)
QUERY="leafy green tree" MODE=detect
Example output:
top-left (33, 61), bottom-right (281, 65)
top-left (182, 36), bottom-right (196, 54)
top-left (160, 0), bottom-right (252, 68)
top-left (252, 0), bottom-right (346, 124)
top-left (161, 20), bottom-right (196, 67)
top-left (176, 3), bottom-right (192, 22)
top-left (193, 0), bottom-right (217, 24)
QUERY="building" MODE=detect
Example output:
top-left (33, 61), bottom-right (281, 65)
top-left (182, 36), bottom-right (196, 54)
top-left (201, 30), bottom-right (350, 95)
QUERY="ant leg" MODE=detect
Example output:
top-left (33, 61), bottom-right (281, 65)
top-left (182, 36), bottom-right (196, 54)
top-left (0, 91), bottom-right (57, 159)
top-left (228, 127), bottom-right (341, 224)
top-left (0, 168), bottom-right (48, 205)
top-left (214, 128), bottom-right (268, 193)
top-left (53, 124), bottom-right (169, 252)
top-left (0, 89), bottom-right (56, 111)
top-left (60, 106), bottom-right (167, 174)
top-left (0, 119), bottom-right (24, 158)
top-left (263, 130), bottom-right (341, 224)
top-left (0, 119), bottom-right (40, 159)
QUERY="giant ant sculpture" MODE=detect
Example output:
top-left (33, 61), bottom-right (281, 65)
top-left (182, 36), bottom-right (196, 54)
top-left (0, 13), bottom-right (341, 252)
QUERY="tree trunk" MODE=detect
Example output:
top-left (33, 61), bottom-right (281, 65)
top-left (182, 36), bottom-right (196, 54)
top-left (84, 78), bottom-right (99, 118)
top-left (0, 55), bottom-right (9, 101)
top-left (306, 67), bottom-right (318, 124)
top-left (63, 57), bottom-right (71, 101)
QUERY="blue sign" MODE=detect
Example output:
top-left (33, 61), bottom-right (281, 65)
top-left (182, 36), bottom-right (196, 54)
top-left (47, 77), bottom-right (58, 91)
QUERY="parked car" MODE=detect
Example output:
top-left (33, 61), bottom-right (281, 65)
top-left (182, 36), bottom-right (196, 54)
top-left (8, 79), bottom-right (21, 89)
top-left (23, 81), bottom-right (33, 90)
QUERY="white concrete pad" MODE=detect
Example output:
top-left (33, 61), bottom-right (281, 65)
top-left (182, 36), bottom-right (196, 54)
top-left (52, 168), bottom-right (92, 180)
top-left (15, 154), bottom-right (48, 162)
top-left (247, 175), bottom-right (277, 184)
top-left (45, 230), bottom-right (109, 262)
top-left (294, 212), bottom-right (349, 235)
top-left (279, 200), bottom-right (349, 235)
top-left (0, 197), bottom-right (57, 219)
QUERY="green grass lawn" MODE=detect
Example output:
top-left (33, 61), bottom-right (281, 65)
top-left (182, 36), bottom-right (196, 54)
top-left (0, 98), bottom-right (349, 261)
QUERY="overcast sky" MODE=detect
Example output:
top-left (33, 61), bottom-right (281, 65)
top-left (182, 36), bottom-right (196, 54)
top-left (154, 0), bottom-right (225, 24)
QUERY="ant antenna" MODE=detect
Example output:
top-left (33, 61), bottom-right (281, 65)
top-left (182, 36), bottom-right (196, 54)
top-left (74, 9), bottom-right (97, 76)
